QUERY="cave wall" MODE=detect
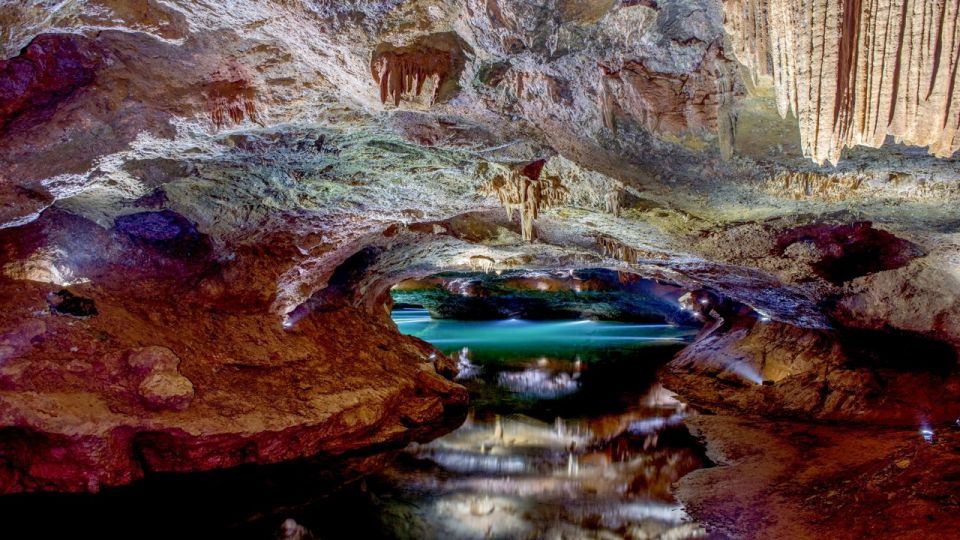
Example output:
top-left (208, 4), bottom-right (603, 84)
top-left (0, 0), bottom-right (959, 493)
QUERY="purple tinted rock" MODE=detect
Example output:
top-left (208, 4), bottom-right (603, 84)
top-left (0, 34), bottom-right (101, 132)
top-left (114, 210), bottom-right (210, 258)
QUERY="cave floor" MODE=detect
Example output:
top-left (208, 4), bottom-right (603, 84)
top-left (675, 415), bottom-right (960, 540)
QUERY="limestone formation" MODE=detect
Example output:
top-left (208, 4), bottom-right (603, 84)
top-left (725, 0), bottom-right (960, 164)
top-left (371, 34), bottom-right (467, 107)
top-left (482, 160), bottom-right (568, 241)
top-left (126, 347), bottom-right (195, 411)
top-left (0, 7), bottom-right (959, 535)
top-left (205, 62), bottom-right (259, 129)
top-left (598, 42), bottom-right (739, 139)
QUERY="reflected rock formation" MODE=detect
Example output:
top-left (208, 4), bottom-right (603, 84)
top-left (2, 0), bottom-right (960, 538)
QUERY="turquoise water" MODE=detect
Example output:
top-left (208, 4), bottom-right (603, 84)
top-left (393, 309), bottom-right (694, 350)
top-left (0, 311), bottom-right (706, 539)
top-left (311, 309), bottom-right (710, 539)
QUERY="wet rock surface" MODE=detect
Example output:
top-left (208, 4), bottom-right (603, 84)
top-left (0, 1), bottom-right (959, 537)
top-left (663, 317), bottom-right (960, 426)
top-left (392, 268), bottom-right (700, 323)
top-left (675, 415), bottom-right (960, 540)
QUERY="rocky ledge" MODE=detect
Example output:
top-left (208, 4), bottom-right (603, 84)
top-left (0, 209), bottom-right (466, 494)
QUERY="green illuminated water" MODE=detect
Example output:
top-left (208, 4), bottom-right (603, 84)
top-left (393, 308), bottom-right (694, 351)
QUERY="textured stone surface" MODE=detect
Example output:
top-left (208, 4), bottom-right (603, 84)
top-left (726, 0), bottom-right (960, 165)
top-left (0, 0), bottom-right (959, 504)
top-left (127, 347), bottom-right (195, 411)
top-left (0, 210), bottom-right (467, 493)
top-left (675, 415), bottom-right (960, 539)
top-left (663, 317), bottom-right (960, 426)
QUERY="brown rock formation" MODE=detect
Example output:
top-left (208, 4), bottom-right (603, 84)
top-left (482, 159), bottom-right (568, 241)
top-left (205, 62), bottom-right (259, 129)
top-left (0, 210), bottom-right (467, 494)
top-left (599, 42), bottom-right (738, 140)
top-left (663, 317), bottom-right (960, 426)
top-left (725, 0), bottom-right (960, 164)
top-left (371, 34), bottom-right (468, 107)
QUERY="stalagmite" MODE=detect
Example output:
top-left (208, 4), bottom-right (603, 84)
top-left (483, 159), bottom-right (568, 242)
top-left (724, 0), bottom-right (960, 165)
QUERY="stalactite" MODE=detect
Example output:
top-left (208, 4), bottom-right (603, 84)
top-left (597, 65), bottom-right (619, 135)
top-left (595, 234), bottom-right (666, 264)
top-left (206, 63), bottom-right (258, 129)
top-left (371, 47), bottom-right (455, 107)
top-left (483, 159), bottom-right (568, 242)
top-left (604, 188), bottom-right (623, 217)
top-left (724, 0), bottom-right (960, 165)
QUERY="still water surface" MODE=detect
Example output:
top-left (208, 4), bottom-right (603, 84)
top-left (345, 309), bottom-right (710, 539)
top-left (0, 310), bottom-right (708, 540)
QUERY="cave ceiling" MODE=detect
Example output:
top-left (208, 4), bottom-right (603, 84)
top-left (2, 0), bottom-right (960, 328)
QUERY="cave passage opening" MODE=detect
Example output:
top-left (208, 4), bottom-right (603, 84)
top-left (316, 267), bottom-right (718, 538)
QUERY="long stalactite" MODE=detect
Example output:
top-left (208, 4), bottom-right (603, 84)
top-left (371, 47), bottom-right (455, 106)
top-left (724, 0), bottom-right (960, 165)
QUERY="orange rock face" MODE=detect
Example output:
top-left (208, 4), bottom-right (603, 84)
top-left (725, 0), bottom-right (960, 164)
top-left (0, 210), bottom-right (466, 494)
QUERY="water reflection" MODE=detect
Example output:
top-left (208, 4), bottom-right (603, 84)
top-left (0, 311), bottom-right (707, 540)
top-left (329, 310), bottom-right (708, 539)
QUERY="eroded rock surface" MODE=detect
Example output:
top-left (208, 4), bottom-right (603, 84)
top-left (0, 0), bottom-right (959, 517)
top-left (726, 0), bottom-right (960, 165)
top-left (0, 210), bottom-right (467, 493)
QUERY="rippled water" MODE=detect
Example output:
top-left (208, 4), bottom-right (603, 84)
top-left (325, 309), bottom-right (709, 540)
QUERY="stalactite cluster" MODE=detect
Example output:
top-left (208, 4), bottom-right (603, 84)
top-left (371, 47), bottom-right (455, 106)
top-left (468, 254), bottom-right (495, 273)
top-left (595, 234), bottom-right (665, 264)
top-left (483, 159), bottom-right (568, 242)
top-left (768, 171), bottom-right (867, 201)
top-left (763, 170), bottom-right (960, 201)
top-left (724, 0), bottom-right (960, 165)
top-left (206, 64), bottom-right (258, 129)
